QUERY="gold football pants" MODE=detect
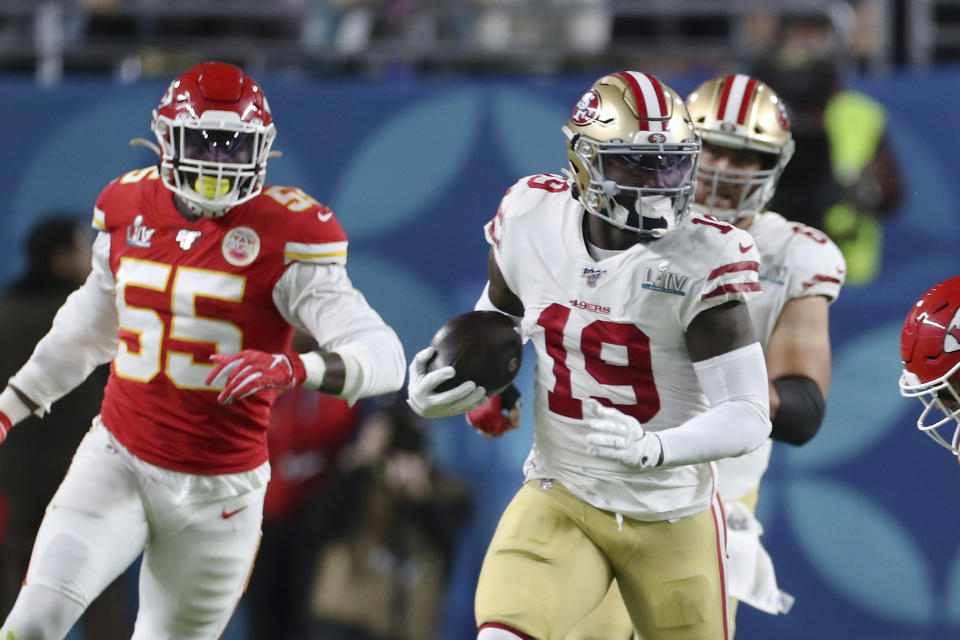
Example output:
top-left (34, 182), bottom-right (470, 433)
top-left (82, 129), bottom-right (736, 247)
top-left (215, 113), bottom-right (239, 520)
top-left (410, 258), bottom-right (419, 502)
top-left (475, 480), bottom-right (729, 640)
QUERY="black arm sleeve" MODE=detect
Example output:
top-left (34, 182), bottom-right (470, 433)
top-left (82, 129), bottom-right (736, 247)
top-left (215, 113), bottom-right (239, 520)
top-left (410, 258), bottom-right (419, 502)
top-left (770, 375), bottom-right (826, 446)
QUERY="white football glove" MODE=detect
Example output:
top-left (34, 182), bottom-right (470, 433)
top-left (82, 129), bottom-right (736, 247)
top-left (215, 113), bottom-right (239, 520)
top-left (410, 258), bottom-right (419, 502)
top-left (584, 399), bottom-right (663, 469)
top-left (406, 347), bottom-right (487, 419)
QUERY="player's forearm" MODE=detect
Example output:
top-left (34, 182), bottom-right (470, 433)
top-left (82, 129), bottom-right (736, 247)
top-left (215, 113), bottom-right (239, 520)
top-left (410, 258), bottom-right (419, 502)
top-left (331, 333), bottom-right (405, 402)
top-left (300, 328), bottom-right (404, 403)
top-left (657, 342), bottom-right (772, 467)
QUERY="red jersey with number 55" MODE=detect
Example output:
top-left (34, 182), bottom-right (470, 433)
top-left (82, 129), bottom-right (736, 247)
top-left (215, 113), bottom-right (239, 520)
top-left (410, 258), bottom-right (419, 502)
top-left (92, 166), bottom-right (347, 474)
top-left (485, 174), bottom-right (761, 521)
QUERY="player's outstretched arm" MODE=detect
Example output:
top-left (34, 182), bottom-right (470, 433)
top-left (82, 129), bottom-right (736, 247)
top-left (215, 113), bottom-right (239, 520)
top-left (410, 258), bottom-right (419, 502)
top-left (2, 232), bottom-right (119, 433)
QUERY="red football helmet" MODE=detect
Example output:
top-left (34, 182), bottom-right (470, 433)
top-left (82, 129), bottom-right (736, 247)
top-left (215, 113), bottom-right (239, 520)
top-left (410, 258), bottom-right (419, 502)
top-left (151, 61), bottom-right (276, 217)
top-left (899, 276), bottom-right (960, 454)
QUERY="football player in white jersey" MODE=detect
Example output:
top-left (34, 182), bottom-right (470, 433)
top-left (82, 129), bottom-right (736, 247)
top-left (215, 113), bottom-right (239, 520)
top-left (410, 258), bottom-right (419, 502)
top-left (407, 71), bottom-right (772, 640)
top-left (0, 62), bottom-right (405, 639)
top-left (899, 276), bottom-right (960, 460)
top-left (686, 74), bottom-right (845, 634)
top-left (564, 74), bottom-right (847, 640)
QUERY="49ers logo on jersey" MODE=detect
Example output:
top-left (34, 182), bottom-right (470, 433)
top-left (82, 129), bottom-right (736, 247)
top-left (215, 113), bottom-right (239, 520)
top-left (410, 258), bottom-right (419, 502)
top-left (222, 227), bottom-right (260, 266)
top-left (571, 90), bottom-right (601, 125)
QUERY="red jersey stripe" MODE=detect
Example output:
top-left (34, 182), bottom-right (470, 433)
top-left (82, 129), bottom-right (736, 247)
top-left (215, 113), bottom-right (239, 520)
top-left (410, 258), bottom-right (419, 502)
top-left (707, 260), bottom-right (760, 280)
top-left (813, 274), bottom-right (842, 284)
top-left (701, 282), bottom-right (762, 300)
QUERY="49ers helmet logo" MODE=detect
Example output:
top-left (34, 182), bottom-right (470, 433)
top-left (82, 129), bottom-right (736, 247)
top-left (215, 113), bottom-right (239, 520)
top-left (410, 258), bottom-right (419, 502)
top-left (571, 90), bottom-right (601, 125)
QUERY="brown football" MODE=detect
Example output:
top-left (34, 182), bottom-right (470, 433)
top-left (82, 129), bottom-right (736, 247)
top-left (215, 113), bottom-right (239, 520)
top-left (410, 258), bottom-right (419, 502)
top-left (426, 310), bottom-right (522, 397)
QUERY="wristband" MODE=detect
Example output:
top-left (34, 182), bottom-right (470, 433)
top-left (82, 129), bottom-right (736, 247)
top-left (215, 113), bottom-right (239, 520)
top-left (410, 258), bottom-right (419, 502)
top-left (0, 386), bottom-right (31, 425)
top-left (299, 351), bottom-right (327, 388)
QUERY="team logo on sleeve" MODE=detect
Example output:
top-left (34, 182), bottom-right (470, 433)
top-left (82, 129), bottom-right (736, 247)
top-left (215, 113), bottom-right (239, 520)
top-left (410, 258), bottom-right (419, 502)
top-left (126, 215), bottom-right (155, 248)
top-left (222, 227), bottom-right (261, 266)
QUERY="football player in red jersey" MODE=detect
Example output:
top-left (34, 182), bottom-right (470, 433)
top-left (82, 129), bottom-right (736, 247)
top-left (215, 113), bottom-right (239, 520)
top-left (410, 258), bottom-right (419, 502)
top-left (407, 72), bottom-right (772, 640)
top-left (0, 61), bottom-right (405, 639)
top-left (900, 276), bottom-right (960, 458)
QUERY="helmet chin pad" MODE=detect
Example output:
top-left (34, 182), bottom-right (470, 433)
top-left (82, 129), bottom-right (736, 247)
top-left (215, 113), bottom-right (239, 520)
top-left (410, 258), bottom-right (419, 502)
top-left (589, 191), bottom-right (681, 238)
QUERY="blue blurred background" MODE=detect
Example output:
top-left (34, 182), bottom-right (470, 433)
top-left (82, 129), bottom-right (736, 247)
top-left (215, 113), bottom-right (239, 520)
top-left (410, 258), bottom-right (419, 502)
top-left (1, 1), bottom-right (959, 639)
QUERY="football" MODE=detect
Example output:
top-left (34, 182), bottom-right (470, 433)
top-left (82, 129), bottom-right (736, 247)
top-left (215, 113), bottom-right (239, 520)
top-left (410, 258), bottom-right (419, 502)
top-left (427, 310), bottom-right (523, 397)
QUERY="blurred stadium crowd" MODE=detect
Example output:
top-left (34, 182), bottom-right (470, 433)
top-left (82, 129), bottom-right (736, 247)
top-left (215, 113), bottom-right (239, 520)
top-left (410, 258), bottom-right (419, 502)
top-left (0, 0), bottom-right (946, 82)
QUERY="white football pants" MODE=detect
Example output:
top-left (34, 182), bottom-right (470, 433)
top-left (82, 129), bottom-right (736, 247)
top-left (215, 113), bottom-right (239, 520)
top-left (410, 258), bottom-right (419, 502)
top-left (0, 423), bottom-right (266, 640)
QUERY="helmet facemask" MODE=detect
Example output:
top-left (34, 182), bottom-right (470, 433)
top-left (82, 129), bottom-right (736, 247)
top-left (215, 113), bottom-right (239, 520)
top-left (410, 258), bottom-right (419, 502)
top-left (565, 128), bottom-right (699, 238)
top-left (693, 140), bottom-right (793, 223)
top-left (685, 74), bottom-right (795, 223)
top-left (153, 110), bottom-right (276, 218)
top-left (898, 275), bottom-right (960, 456)
top-left (899, 365), bottom-right (960, 455)
top-left (563, 72), bottom-right (701, 240)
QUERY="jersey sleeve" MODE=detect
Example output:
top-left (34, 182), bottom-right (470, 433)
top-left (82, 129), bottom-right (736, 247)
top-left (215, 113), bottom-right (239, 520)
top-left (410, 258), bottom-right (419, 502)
top-left (483, 174), bottom-right (569, 296)
top-left (784, 223), bottom-right (846, 303)
top-left (680, 219), bottom-right (762, 329)
top-left (271, 188), bottom-right (349, 267)
top-left (91, 176), bottom-right (122, 232)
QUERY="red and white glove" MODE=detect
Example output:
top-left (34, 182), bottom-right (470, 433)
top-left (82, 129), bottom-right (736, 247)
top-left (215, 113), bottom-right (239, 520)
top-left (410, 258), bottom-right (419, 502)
top-left (0, 410), bottom-right (11, 444)
top-left (466, 385), bottom-right (521, 437)
top-left (206, 350), bottom-right (306, 404)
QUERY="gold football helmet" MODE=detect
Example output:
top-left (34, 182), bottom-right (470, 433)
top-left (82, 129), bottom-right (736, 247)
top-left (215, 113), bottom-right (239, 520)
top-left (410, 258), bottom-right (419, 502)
top-left (685, 74), bottom-right (794, 222)
top-left (563, 72), bottom-right (700, 238)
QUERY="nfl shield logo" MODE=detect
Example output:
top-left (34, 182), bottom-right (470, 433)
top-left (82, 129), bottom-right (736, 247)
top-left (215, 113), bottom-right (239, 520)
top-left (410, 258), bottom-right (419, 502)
top-left (582, 267), bottom-right (606, 287)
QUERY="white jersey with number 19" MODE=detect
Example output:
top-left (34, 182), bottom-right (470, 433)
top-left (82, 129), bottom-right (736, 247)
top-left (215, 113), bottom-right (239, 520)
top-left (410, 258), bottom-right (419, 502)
top-left (485, 174), bottom-right (763, 521)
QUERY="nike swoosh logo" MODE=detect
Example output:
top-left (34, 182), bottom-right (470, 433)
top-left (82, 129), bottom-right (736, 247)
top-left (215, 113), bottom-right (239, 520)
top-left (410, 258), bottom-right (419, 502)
top-left (221, 506), bottom-right (248, 519)
top-left (317, 211), bottom-right (333, 222)
top-left (739, 243), bottom-right (754, 253)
